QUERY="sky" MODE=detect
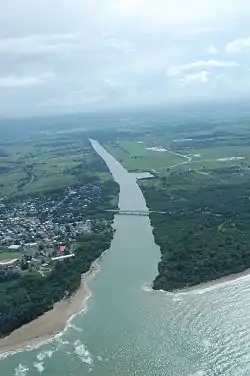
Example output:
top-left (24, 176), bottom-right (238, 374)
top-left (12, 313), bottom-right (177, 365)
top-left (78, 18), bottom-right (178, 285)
top-left (1, 0), bottom-right (250, 117)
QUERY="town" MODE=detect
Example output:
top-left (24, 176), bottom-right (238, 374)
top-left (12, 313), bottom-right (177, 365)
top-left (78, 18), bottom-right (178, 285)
top-left (0, 183), bottom-right (105, 276)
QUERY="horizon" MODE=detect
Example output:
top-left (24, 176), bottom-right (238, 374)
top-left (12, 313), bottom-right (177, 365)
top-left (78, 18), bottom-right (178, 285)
top-left (0, 97), bottom-right (250, 122)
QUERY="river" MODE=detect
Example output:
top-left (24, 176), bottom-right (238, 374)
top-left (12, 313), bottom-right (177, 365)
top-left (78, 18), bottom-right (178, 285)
top-left (2, 140), bottom-right (250, 376)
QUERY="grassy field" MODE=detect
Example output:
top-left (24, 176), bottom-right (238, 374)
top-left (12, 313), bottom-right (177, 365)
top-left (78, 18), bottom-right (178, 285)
top-left (1, 114), bottom-right (250, 198)
top-left (0, 132), bottom-right (114, 199)
top-left (0, 134), bottom-right (80, 198)
top-left (0, 252), bottom-right (23, 260)
top-left (104, 130), bottom-right (250, 178)
top-left (105, 140), bottom-right (184, 173)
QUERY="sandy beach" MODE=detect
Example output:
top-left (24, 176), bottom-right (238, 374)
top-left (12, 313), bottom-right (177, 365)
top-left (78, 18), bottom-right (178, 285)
top-left (0, 262), bottom-right (99, 356)
top-left (174, 267), bottom-right (250, 294)
top-left (2, 260), bottom-right (250, 356)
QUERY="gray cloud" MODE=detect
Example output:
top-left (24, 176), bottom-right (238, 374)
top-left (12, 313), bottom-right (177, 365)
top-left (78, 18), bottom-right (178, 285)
top-left (1, 0), bottom-right (250, 116)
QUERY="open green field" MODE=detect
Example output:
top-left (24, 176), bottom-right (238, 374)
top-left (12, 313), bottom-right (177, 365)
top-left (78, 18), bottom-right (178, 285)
top-left (104, 139), bottom-right (250, 178)
top-left (105, 140), bottom-right (184, 173)
top-left (0, 132), bottom-right (114, 199)
top-left (174, 145), bottom-right (250, 172)
top-left (0, 252), bottom-right (23, 260)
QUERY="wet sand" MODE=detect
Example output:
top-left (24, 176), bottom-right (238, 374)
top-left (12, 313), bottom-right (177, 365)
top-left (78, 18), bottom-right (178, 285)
top-left (0, 262), bottom-right (99, 356)
top-left (2, 260), bottom-right (250, 355)
top-left (174, 268), bottom-right (250, 294)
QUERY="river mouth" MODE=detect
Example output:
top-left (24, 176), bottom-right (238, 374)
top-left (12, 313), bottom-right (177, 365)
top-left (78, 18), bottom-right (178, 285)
top-left (1, 140), bottom-right (250, 376)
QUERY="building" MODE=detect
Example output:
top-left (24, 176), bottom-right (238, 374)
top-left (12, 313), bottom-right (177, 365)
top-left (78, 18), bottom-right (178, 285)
top-left (59, 245), bottom-right (66, 253)
top-left (51, 254), bottom-right (75, 262)
top-left (8, 244), bottom-right (21, 251)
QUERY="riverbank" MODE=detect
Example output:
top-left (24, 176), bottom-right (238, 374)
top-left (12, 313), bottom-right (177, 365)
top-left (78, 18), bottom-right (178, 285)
top-left (0, 262), bottom-right (99, 356)
top-left (174, 267), bottom-right (250, 294)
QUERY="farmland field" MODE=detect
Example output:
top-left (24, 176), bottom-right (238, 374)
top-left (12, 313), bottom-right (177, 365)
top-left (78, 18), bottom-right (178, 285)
top-left (104, 140), bottom-right (184, 173)
top-left (104, 139), bottom-right (250, 177)
top-left (0, 132), bottom-right (114, 199)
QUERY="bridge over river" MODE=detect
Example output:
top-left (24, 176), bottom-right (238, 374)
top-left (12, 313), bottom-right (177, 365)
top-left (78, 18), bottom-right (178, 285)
top-left (106, 209), bottom-right (167, 217)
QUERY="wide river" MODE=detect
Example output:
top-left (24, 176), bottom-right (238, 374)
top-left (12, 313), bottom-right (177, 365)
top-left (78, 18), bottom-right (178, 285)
top-left (2, 140), bottom-right (250, 376)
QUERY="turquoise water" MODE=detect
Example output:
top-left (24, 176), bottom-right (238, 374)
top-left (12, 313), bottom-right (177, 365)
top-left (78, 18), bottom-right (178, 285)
top-left (1, 140), bottom-right (250, 376)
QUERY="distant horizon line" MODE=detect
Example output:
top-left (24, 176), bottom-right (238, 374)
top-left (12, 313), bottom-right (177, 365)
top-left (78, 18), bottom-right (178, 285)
top-left (0, 97), bottom-right (249, 122)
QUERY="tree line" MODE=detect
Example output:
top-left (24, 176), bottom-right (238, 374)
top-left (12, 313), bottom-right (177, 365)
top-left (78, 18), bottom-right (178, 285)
top-left (140, 171), bottom-right (250, 291)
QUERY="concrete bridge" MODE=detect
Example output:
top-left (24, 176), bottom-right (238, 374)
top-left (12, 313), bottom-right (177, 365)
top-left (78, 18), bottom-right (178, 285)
top-left (106, 210), bottom-right (167, 217)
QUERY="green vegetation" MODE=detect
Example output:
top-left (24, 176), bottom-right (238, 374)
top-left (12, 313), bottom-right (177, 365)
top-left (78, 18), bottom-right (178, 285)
top-left (2, 107), bottom-right (250, 331)
top-left (140, 169), bottom-right (250, 290)
top-left (0, 133), bottom-right (116, 199)
top-left (0, 229), bottom-right (114, 336)
top-left (0, 252), bottom-right (23, 260)
top-left (104, 140), bottom-right (250, 177)
top-left (105, 140), bottom-right (183, 173)
top-left (104, 119), bottom-right (250, 291)
top-left (0, 131), bottom-right (119, 337)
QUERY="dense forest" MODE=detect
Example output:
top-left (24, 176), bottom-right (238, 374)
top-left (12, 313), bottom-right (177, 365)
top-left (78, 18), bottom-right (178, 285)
top-left (140, 170), bottom-right (250, 291)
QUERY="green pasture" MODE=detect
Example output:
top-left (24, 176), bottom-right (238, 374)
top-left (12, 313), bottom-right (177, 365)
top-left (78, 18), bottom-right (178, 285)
top-left (105, 140), bottom-right (184, 173)
top-left (0, 252), bottom-right (23, 260)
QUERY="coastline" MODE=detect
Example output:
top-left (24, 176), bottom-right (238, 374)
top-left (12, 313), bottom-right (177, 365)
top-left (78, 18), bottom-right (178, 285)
top-left (0, 262), bottom-right (99, 356)
top-left (173, 268), bottom-right (250, 294)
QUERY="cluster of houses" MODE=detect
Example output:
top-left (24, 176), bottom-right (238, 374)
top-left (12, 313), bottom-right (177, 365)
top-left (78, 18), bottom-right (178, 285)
top-left (0, 243), bottom-right (75, 273)
top-left (0, 184), bottom-right (100, 247)
top-left (0, 183), bottom-right (102, 274)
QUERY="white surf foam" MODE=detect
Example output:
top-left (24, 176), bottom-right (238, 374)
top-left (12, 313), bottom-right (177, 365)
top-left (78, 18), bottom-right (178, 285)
top-left (172, 295), bottom-right (183, 303)
top-left (14, 364), bottom-right (29, 376)
top-left (67, 323), bottom-right (83, 332)
top-left (0, 337), bottom-right (56, 361)
top-left (141, 284), bottom-right (153, 292)
top-left (56, 339), bottom-right (69, 347)
top-left (176, 272), bottom-right (250, 296)
top-left (34, 362), bottom-right (45, 373)
top-left (154, 271), bottom-right (250, 299)
top-left (74, 340), bottom-right (93, 364)
top-left (37, 349), bottom-right (54, 361)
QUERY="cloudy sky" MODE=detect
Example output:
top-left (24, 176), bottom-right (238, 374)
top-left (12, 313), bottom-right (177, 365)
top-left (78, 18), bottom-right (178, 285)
top-left (1, 0), bottom-right (250, 117)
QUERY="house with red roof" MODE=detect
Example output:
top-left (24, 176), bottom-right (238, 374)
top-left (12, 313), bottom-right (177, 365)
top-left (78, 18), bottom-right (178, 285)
top-left (59, 245), bottom-right (66, 253)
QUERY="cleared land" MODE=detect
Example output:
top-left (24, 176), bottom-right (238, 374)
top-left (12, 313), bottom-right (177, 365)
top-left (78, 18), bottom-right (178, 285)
top-left (105, 140), bottom-right (185, 173)
top-left (104, 138), bottom-right (250, 178)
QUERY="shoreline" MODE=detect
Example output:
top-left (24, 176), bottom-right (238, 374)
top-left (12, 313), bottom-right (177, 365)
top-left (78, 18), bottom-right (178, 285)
top-left (3, 258), bottom-right (250, 357)
top-left (173, 268), bottom-right (250, 294)
top-left (0, 262), bottom-right (100, 357)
